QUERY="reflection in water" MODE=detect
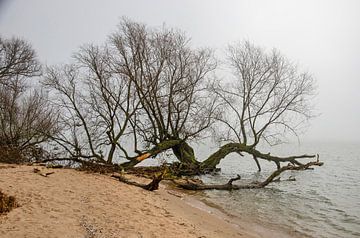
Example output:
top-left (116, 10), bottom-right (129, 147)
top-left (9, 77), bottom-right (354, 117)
top-left (197, 142), bottom-right (360, 238)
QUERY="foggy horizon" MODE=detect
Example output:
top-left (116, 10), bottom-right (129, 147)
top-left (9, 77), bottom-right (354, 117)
top-left (1, 0), bottom-right (359, 143)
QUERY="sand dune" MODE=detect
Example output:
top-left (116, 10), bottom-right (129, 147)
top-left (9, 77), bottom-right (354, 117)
top-left (0, 164), bottom-right (258, 238)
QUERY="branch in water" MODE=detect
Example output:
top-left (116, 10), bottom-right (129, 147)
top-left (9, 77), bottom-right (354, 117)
top-left (174, 160), bottom-right (323, 190)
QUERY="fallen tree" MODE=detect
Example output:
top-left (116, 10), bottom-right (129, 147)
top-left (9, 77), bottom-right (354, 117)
top-left (116, 38), bottom-right (318, 175)
top-left (41, 19), bottom-right (321, 188)
top-left (108, 159), bottom-right (322, 191)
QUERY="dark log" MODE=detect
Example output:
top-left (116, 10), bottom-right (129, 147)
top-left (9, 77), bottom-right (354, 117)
top-left (111, 173), bottom-right (164, 191)
top-left (173, 160), bottom-right (323, 190)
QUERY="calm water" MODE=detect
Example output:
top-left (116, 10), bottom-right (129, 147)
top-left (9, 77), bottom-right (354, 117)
top-left (197, 141), bottom-right (360, 238)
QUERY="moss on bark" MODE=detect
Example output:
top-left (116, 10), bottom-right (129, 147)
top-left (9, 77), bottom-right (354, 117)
top-left (172, 141), bottom-right (199, 165)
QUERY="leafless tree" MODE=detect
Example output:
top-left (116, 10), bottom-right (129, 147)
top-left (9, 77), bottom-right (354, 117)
top-left (42, 21), bottom-right (320, 177)
top-left (43, 19), bottom-right (220, 168)
top-left (201, 41), bottom-right (317, 170)
top-left (43, 44), bottom-right (140, 164)
top-left (0, 37), bottom-right (40, 87)
top-left (109, 19), bottom-right (220, 166)
top-left (0, 37), bottom-right (57, 163)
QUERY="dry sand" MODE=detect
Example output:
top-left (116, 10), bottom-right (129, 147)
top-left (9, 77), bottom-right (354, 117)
top-left (0, 163), bottom-right (261, 238)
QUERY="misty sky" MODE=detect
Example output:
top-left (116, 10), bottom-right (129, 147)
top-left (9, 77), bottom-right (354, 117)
top-left (0, 0), bottom-right (359, 143)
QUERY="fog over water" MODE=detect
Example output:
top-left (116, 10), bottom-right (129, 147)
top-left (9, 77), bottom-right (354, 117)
top-left (0, 0), bottom-right (359, 143)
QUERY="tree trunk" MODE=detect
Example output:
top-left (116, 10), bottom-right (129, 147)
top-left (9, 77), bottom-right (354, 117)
top-left (200, 143), bottom-right (246, 169)
top-left (120, 139), bottom-right (183, 168)
top-left (201, 142), bottom-right (316, 170)
top-left (107, 143), bottom-right (116, 164)
top-left (120, 141), bottom-right (316, 176)
top-left (172, 141), bottom-right (199, 165)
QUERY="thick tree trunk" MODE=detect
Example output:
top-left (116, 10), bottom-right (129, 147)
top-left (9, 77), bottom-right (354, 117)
top-left (200, 142), bottom-right (316, 170)
top-left (120, 141), bottom-right (316, 177)
top-left (200, 143), bottom-right (247, 169)
top-left (120, 159), bottom-right (141, 168)
top-left (120, 141), bottom-right (201, 175)
top-left (172, 141), bottom-right (199, 165)
top-left (120, 139), bottom-right (182, 168)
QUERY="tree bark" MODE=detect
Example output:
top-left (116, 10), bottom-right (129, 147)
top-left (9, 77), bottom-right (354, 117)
top-left (106, 143), bottom-right (117, 164)
top-left (121, 141), bottom-right (316, 177)
top-left (120, 139), bottom-right (183, 168)
top-left (172, 141), bottom-right (199, 165)
top-left (200, 143), bottom-right (246, 169)
top-left (200, 142), bottom-right (316, 170)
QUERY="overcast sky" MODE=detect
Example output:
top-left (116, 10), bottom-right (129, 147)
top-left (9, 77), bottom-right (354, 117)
top-left (1, 0), bottom-right (359, 143)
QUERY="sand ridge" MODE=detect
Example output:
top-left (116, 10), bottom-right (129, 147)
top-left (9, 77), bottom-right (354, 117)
top-left (0, 164), bottom-right (257, 238)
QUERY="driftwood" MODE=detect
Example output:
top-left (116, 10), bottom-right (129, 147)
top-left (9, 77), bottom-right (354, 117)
top-left (111, 173), bottom-right (164, 191)
top-left (33, 168), bottom-right (55, 177)
top-left (173, 161), bottom-right (323, 190)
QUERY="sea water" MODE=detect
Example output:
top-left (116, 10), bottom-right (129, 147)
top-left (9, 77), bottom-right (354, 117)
top-left (197, 141), bottom-right (360, 238)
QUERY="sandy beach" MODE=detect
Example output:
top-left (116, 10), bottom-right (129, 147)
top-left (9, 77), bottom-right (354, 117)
top-left (0, 163), bottom-right (262, 238)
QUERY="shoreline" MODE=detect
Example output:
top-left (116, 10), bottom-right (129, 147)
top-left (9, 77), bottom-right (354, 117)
top-left (0, 163), bottom-right (255, 237)
top-left (176, 188), bottom-right (299, 238)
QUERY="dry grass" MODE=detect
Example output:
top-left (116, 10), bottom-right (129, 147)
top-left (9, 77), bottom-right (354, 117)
top-left (0, 190), bottom-right (18, 214)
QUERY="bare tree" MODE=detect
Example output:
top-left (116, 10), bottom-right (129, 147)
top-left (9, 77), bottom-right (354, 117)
top-left (0, 37), bottom-right (40, 86)
top-left (201, 41), bottom-right (317, 171)
top-left (0, 36), bottom-right (57, 163)
top-left (109, 19), bottom-right (219, 167)
top-left (41, 21), bottom-right (320, 179)
top-left (43, 19), bottom-right (220, 168)
top-left (43, 44), bottom-right (140, 164)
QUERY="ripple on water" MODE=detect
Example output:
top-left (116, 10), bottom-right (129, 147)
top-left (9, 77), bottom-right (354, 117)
top-left (198, 142), bottom-right (360, 238)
